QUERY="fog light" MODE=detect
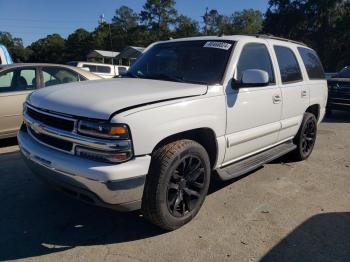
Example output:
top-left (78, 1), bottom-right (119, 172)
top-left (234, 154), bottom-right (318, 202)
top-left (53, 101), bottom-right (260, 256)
top-left (75, 146), bottom-right (132, 163)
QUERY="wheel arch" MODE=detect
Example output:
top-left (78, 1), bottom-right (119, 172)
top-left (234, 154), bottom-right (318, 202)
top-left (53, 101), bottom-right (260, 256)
top-left (306, 104), bottom-right (320, 121)
top-left (152, 128), bottom-right (218, 169)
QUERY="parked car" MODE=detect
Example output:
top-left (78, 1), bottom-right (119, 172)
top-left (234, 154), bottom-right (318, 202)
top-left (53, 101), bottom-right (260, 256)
top-left (0, 63), bottom-right (101, 139)
top-left (325, 72), bottom-right (337, 80)
top-left (327, 66), bottom-right (350, 114)
top-left (18, 35), bottom-right (327, 230)
top-left (0, 44), bottom-right (13, 65)
top-left (67, 61), bottom-right (129, 78)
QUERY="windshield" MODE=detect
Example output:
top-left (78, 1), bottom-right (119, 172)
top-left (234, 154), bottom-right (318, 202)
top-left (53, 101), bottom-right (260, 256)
top-left (126, 40), bottom-right (235, 85)
top-left (336, 67), bottom-right (350, 78)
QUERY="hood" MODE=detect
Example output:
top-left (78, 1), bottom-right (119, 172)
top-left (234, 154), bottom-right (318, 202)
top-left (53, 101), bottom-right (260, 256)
top-left (28, 78), bottom-right (207, 120)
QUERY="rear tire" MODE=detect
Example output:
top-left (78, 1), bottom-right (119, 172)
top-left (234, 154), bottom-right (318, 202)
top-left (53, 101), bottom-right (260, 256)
top-left (142, 140), bottom-right (211, 231)
top-left (292, 112), bottom-right (317, 161)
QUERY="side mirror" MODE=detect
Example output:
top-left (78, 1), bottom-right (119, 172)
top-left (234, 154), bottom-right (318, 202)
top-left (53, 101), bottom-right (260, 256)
top-left (233, 69), bottom-right (269, 88)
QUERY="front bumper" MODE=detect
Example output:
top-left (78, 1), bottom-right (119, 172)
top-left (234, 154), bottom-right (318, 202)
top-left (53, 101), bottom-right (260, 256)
top-left (327, 91), bottom-right (350, 112)
top-left (18, 127), bottom-right (151, 211)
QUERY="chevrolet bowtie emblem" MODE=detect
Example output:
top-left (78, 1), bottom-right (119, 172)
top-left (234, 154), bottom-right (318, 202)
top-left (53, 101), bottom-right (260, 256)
top-left (31, 122), bottom-right (42, 134)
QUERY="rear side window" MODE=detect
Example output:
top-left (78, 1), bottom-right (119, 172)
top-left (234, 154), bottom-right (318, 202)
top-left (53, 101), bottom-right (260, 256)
top-left (274, 46), bottom-right (302, 84)
top-left (96, 66), bottom-right (111, 73)
top-left (42, 67), bottom-right (79, 87)
top-left (298, 47), bottom-right (325, 80)
top-left (237, 43), bottom-right (275, 84)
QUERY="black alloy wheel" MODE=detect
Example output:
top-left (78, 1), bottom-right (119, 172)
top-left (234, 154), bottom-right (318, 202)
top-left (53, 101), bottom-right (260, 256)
top-left (166, 155), bottom-right (206, 217)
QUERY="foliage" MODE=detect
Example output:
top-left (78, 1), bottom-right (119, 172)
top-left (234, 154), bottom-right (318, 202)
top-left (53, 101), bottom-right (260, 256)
top-left (264, 0), bottom-right (350, 70)
top-left (140, 0), bottom-right (177, 40)
top-left (0, 32), bottom-right (31, 62)
top-left (2, 0), bottom-right (350, 71)
top-left (27, 34), bottom-right (66, 63)
top-left (173, 15), bottom-right (200, 38)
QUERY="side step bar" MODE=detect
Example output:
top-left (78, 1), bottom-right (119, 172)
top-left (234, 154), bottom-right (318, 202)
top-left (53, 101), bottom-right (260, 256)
top-left (216, 141), bottom-right (297, 181)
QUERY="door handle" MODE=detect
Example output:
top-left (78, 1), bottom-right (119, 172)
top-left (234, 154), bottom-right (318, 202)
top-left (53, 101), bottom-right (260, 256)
top-left (301, 90), bottom-right (308, 97)
top-left (273, 94), bottom-right (281, 104)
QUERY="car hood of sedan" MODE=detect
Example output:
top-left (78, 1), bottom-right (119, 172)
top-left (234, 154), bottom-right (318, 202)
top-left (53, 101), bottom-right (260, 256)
top-left (27, 78), bottom-right (208, 120)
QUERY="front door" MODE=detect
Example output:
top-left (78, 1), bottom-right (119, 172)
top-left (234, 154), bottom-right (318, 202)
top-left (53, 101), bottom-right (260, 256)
top-left (224, 42), bottom-right (282, 164)
top-left (0, 67), bottom-right (38, 138)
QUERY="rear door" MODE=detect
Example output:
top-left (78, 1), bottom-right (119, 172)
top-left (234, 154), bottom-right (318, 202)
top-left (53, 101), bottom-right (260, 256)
top-left (271, 45), bottom-right (309, 141)
top-left (0, 67), bottom-right (39, 137)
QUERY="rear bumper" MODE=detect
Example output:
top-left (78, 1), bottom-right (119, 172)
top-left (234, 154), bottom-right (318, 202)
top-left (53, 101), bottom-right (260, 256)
top-left (18, 127), bottom-right (151, 211)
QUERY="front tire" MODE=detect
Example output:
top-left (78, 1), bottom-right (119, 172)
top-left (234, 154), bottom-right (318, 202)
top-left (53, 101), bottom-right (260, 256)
top-left (142, 140), bottom-right (211, 230)
top-left (292, 112), bottom-right (317, 161)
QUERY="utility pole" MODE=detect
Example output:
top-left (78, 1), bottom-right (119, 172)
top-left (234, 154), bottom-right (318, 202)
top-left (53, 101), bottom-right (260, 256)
top-left (99, 14), bottom-right (113, 63)
top-left (203, 7), bottom-right (209, 36)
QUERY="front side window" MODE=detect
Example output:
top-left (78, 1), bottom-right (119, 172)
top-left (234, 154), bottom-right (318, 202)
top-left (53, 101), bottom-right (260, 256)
top-left (82, 64), bottom-right (97, 72)
top-left (274, 46), bottom-right (303, 84)
top-left (298, 47), bottom-right (325, 80)
top-left (42, 67), bottom-right (79, 87)
top-left (236, 43), bottom-right (275, 84)
top-left (127, 40), bottom-right (235, 85)
top-left (0, 68), bottom-right (37, 93)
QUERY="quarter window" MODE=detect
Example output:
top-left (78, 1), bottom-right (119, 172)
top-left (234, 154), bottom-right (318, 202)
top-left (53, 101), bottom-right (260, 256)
top-left (274, 46), bottom-right (303, 83)
top-left (237, 43), bottom-right (275, 84)
top-left (298, 47), bottom-right (325, 80)
top-left (0, 68), bottom-right (37, 93)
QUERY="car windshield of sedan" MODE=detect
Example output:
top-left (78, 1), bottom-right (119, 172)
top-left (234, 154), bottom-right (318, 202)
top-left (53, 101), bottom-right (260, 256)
top-left (336, 67), bottom-right (350, 78)
top-left (125, 40), bottom-right (235, 85)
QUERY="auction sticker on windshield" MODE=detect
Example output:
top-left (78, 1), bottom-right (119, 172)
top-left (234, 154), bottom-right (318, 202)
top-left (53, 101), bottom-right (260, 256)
top-left (203, 41), bottom-right (232, 50)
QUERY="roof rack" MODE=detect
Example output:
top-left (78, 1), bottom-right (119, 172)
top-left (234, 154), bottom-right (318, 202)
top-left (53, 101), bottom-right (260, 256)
top-left (230, 34), bottom-right (307, 47)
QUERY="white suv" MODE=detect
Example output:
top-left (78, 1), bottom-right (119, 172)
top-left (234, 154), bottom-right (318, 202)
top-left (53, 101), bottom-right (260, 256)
top-left (18, 35), bottom-right (328, 230)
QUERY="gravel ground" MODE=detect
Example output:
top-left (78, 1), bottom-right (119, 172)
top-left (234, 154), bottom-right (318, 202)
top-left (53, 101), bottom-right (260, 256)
top-left (0, 111), bottom-right (349, 262)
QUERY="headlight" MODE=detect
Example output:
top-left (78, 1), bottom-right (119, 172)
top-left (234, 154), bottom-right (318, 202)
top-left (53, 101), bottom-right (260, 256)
top-left (78, 120), bottom-right (130, 140)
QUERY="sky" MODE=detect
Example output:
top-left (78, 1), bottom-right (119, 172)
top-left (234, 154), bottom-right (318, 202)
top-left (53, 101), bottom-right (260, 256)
top-left (0, 0), bottom-right (269, 46)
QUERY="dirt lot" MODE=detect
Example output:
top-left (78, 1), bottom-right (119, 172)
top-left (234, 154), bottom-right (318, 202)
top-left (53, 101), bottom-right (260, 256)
top-left (0, 111), bottom-right (349, 262)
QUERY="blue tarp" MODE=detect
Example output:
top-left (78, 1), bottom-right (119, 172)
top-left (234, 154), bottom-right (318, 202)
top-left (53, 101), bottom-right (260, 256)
top-left (0, 44), bottom-right (13, 64)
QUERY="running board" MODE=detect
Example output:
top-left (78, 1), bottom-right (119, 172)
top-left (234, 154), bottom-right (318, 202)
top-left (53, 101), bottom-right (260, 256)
top-left (216, 141), bottom-right (297, 181)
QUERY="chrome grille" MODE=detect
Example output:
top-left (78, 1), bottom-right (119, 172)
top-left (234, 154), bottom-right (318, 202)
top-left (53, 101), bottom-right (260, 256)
top-left (23, 103), bottom-right (132, 156)
top-left (27, 106), bottom-right (75, 132)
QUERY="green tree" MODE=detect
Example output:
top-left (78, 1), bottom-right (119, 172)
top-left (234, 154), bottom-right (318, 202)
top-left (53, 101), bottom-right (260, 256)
top-left (231, 9), bottom-right (263, 34)
top-left (0, 32), bottom-right (31, 62)
top-left (173, 15), bottom-right (200, 38)
top-left (202, 9), bottom-right (224, 35)
top-left (112, 6), bottom-right (139, 32)
top-left (65, 28), bottom-right (93, 61)
top-left (27, 34), bottom-right (66, 63)
top-left (110, 6), bottom-right (140, 50)
top-left (140, 0), bottom-right (178, 40)
top-left (264, 0), bottom-right (350, 71)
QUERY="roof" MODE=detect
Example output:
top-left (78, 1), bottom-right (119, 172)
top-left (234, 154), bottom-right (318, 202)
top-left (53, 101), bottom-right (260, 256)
top-left (87, 50), bottom-right (120, 59)
top-left (115, 46), bottom-right (145, 60)
top-left (158, 34), bottom-right (308, 48)
top-left (0, 63), bottom-right (102, 80)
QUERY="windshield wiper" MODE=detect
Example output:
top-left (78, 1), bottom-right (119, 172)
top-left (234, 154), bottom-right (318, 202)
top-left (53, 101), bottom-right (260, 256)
top-left (145, 74), bottom-right (209, 85)
top-left (145, 74), bottom-right (186, 83)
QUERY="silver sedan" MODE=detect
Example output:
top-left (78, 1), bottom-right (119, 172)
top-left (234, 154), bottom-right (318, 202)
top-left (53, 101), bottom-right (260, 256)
top-left (0, 63), bottom-right (102, 139)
